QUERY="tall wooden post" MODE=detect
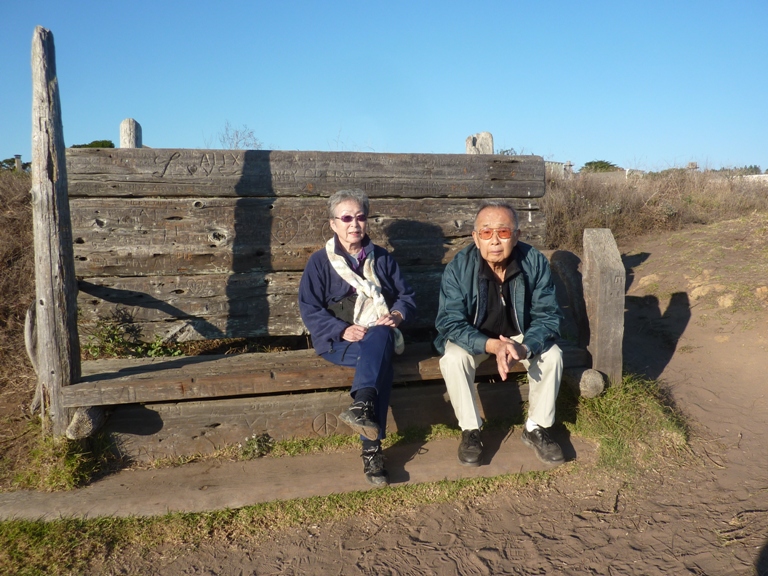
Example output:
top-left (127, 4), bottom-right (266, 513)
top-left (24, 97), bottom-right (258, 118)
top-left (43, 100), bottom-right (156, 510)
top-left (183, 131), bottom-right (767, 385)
top-left (14, 155), bottom-right (22, 171)
top-left (582, 229), bottom-right (624, 385)
top-left (120, 118), bottom-right (142, 148)
top-left (31, 26), bottom-right (81, 436)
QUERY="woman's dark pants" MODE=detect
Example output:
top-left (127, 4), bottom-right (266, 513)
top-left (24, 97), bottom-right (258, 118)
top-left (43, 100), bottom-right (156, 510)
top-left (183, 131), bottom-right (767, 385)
top-left (320, 326), bottom-right (395, 441)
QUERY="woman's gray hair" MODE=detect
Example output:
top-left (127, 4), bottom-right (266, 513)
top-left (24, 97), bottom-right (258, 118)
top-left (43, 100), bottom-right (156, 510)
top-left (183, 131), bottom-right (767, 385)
top-left (475, 201), bottom-right (519, 231)
top-left (327, 189), bottom-right (370, 219)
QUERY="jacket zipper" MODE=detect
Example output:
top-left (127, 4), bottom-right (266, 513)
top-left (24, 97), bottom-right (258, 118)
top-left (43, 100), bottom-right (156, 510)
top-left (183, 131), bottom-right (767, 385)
top-left (511, 279), bottom-right (522, 334)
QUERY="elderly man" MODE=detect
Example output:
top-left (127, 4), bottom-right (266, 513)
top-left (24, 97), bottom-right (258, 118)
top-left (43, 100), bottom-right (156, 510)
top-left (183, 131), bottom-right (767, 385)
top-left (434, 201), bottom-right (565, 467)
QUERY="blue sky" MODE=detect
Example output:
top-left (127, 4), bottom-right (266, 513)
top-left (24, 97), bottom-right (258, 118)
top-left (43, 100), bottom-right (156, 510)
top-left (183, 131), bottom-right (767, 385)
top-left (2, 0), bottom-right (766, 171)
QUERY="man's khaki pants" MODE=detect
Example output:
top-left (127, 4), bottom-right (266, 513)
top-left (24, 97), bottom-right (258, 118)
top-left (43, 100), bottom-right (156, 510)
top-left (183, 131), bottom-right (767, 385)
top-left (439, 335), bottom-right (563, 431)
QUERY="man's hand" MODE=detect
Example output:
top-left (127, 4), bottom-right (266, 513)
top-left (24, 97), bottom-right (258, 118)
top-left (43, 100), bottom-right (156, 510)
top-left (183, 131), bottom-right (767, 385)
top-left (342, 324), bottom-right (367, 342)
top-left (486, 335), bottom-right (528, 381)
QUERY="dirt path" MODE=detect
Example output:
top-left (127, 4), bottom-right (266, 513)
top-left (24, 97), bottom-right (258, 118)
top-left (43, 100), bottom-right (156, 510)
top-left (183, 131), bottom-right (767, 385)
top-left (77, 215), bottom-right (768, 574)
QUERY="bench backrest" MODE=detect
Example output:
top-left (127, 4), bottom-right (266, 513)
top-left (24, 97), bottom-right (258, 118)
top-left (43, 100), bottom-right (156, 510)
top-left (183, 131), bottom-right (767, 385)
top-left (67, 149), bottom-right (546, 343)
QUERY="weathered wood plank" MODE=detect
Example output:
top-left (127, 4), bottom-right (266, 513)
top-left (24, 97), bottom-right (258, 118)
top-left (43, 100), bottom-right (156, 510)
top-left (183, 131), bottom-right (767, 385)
top-left (76, 270), bottom-right (440, 341)
top-left (30, 27), bottom-right (80, 436)
top-left (102, 381), bottom-right (529, 461)
top-left (583, 229), bottom-right (625, 385)
top-left (64, 343), bottom-right (589, 407)
top-left (70, 197), bottom-right (545, 276)
top-left (66, 149), bottom-right (546, 199)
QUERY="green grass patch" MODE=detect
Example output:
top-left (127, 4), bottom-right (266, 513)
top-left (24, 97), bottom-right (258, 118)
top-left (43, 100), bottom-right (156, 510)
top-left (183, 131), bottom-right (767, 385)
top-left (81, 314), bottom-right (183, 360)
top-left (562, 373), bottom-right (689, 473)
top-left (9, 420), bottom-right (118, 492)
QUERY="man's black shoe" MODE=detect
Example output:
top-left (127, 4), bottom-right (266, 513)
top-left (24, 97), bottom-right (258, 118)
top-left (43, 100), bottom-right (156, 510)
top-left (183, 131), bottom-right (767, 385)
top-left (521, 426), bottom-right (565, 465)
top-left (362, 446), bottom-right (389, 486)
top-left (339, 400), bottom-right (380, 440)
top-left (458, 429), bottom-right (483, 467)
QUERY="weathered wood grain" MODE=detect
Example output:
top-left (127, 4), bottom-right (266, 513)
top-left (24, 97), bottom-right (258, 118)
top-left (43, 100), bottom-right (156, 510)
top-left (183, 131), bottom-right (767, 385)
top-left (102, 381), bottom-right (530, 460)
top-left (119, 118), bottom-right (142, 149)
top-left (66, 149), bottom-right (546, 199)
top-left (66, 343), bottom-right (589, 408)
top-left (70, 197), bottom-right (545, 276)
top-left (583, 229), bottom-right (625, 385)
top-left (30, 27), bottom-right (80, 436)
top-left (76, 269), bottom-right (443, 340)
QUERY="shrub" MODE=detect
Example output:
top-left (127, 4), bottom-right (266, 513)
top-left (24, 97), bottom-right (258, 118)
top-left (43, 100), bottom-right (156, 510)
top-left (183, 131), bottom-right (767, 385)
top-left (82, 313), bottom-right (183, 360)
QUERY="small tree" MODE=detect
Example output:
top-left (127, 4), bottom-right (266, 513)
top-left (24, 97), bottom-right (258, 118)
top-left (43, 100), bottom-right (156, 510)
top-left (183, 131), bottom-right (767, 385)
top-left (581, 160), bottom-right (619, 173)
top-left (219, 121), bottom-right (262, 150)
top-left (70, 140), bottom-right (115, 149)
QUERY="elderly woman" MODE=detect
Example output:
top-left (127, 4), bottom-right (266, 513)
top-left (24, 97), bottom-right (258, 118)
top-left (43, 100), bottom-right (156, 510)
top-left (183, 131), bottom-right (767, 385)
top-left (298, 189), bottom-right (416, 486)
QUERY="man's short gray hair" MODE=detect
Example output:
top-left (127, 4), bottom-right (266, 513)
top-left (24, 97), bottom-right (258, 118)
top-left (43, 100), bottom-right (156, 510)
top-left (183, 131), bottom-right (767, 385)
top-left (327, 189), bottom-right (370, 219)
top-left (475, 201), bottom-right (519, 230)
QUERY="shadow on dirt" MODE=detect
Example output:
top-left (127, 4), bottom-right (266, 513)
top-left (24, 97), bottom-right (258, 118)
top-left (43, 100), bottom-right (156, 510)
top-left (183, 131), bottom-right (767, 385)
top-left (622, 253), bottom-right (691, 380)
top-left (757, 540), bottom-right (768, 576)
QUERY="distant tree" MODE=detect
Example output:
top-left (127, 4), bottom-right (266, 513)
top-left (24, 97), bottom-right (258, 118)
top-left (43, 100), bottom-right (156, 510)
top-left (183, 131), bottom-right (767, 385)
top-left (581, 160), bottom-right (619, 173)
top-left (71, 140), bottom-right (115, 148)
top-left (0, 157), bottom-right (31, 171)
top-left (713, 164), bottom-right (762, 177)
top-left (219, 121), bottom-right (262, 150)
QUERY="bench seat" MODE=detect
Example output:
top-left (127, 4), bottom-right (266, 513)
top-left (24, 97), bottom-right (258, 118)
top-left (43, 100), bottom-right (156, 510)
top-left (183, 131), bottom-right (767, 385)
top-left (66, 342), bottom-right (590, 408)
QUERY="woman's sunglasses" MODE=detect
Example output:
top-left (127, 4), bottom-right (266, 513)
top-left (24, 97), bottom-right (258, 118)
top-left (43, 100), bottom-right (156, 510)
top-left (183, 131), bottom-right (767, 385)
top-left (334, 214), bottom-right (367, 223)
top-left (476, 227), bottom-right (514, 240)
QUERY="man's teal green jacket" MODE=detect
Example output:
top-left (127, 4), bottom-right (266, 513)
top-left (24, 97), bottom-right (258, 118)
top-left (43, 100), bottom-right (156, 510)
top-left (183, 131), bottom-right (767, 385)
top-left (433, 241), bottom-right (563, 357)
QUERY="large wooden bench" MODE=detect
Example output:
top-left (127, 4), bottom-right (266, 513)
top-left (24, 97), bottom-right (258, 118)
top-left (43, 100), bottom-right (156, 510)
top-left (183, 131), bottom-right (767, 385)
top-left (28, 27), bottom-right (624, 460)
top-left (60, 149), bottom-right (622, 458)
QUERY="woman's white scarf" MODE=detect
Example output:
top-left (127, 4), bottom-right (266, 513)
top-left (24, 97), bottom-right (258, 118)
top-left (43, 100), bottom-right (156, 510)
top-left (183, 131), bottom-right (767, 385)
top-left (325, 237), bottom-right (405, 354)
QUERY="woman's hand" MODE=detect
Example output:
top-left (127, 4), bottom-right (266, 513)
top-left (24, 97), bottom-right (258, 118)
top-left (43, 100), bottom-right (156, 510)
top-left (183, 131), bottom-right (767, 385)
top-left (375, 310), bottom-right (403, 328)
top-left (342, 324), bottom-right (368, 342)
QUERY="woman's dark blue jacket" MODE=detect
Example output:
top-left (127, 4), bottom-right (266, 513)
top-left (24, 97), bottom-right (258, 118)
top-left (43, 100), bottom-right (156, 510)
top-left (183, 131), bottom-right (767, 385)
top-left (298, 235), bottom-right (417, 355)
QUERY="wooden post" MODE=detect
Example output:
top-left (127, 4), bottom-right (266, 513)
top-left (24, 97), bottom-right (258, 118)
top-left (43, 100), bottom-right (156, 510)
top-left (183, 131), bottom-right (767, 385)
top-left (14, 155), bottom-right (22, 171)
top-left (120, 118), bottom-right (142, 148)
top-left (31, 26), bottom-right (81, 436)
top-left (582, 229), bottom-right (624, 385)
top-left (465, 132), bottom-right (494, 154)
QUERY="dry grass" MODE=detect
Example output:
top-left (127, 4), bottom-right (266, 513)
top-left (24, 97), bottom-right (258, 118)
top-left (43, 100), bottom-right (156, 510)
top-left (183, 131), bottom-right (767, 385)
top-left (0, 171), bottom-right (34, 377)
top-left (0, 171), bottom-right (37, 491)
top-left (542, 170), bottom-right (768, 251)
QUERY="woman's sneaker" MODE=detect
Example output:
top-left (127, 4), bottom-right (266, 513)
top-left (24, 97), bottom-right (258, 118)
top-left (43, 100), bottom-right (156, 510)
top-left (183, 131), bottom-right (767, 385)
top-left (362, 446), bottom-right (389, 486)
top-left (339, 400), bottom-right (380, 440)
